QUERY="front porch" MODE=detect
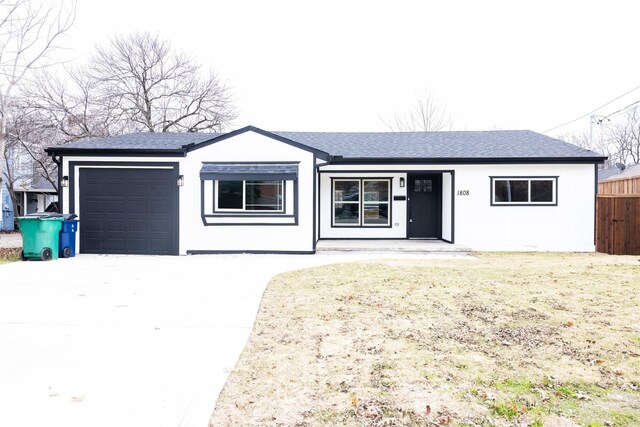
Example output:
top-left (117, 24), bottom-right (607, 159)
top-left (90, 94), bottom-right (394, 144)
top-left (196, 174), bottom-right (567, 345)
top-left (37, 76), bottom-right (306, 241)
top-left (315, 239), bottom-right (471, 254)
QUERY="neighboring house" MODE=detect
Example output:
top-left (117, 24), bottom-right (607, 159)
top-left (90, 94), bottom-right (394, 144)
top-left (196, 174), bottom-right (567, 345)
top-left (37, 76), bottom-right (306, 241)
top-left (2, 146), bottom-right (58, 230)
top-left (601, 163), bottom-right (640, 182)
top-left (45, 126), bottom-right (606, 255)
top-left (598, 163), bottom-right (640, 195)
top-left (13, 176), bottom-right (57, 214)
top-left (597, 164), bottom-right (627, 182)
top-left (1, 179), bottom-right (58, 231)
top-left (1, 182), bottom-right (14, 231)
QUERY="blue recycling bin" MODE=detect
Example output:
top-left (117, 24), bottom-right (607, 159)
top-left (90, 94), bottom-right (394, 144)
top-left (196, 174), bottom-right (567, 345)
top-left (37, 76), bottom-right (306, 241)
top-left (59, 219), bottom-right (79, 258)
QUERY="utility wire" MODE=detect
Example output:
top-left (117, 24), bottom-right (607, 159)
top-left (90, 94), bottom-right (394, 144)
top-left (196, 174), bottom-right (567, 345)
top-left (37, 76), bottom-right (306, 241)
top-left (601, 99), bottom-right (640, 120)
top-left (543, 84), bottom-right (640, 133)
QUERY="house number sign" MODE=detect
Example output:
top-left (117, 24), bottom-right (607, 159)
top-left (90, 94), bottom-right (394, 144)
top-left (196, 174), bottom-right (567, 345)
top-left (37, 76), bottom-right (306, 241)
top-left (456, 190), bottom-right (470, 196)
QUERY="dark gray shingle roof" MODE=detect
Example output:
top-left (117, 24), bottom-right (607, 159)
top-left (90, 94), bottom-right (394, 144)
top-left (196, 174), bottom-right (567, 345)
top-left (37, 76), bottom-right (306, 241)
top-left (49, 127), bottom-right (605, 160)
top-left (272, 130), bottom-right (603, 159)
top-left (54, 132), bottom-right (220, 150)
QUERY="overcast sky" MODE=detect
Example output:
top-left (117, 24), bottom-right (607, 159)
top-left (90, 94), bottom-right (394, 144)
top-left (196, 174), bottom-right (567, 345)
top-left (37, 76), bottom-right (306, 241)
top-left (68, 0), bottom-right (639, 137)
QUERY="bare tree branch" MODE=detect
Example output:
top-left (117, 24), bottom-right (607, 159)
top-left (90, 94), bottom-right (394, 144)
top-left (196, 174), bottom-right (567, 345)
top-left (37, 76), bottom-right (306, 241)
top-left (88, 32), bottom-right (237, 133)
top-left (381, 88), bottom-right (454, 132)
top-left (0, 0), bottom-right (75, 187)
top-left (558, 106), bottom-right (640, 168)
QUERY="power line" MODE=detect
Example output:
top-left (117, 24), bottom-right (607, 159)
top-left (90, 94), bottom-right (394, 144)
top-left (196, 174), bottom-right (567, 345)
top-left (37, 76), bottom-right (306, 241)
top-left (601, 99), bottom-right (640, 120)
top-left (543, 84), bottom-right (640, 133)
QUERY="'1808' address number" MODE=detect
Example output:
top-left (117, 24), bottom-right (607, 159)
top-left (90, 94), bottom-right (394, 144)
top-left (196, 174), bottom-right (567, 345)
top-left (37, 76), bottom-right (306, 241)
top-left (457, 190), bottom-right (470, 196)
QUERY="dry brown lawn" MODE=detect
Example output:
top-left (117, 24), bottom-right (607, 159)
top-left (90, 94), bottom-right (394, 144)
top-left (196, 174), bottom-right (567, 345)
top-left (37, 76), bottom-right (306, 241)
top-left (210, 253), bottom-right (640, 427)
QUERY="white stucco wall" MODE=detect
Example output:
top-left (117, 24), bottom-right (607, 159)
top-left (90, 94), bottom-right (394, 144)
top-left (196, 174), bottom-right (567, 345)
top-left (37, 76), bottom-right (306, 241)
top-left (318, 172), bottom-right (408, 239)
top-left (60, 131), bottom-right (317, 254)
top-left (454, 163), bottom-right (595, 251)
top-left (59, 141), bottom-right (597, 254)
top-left (319, 163), bottom-right (597, 251)
top-left (441, 172), bottom-right (452, 242)
top-left (181, 131), bottom-right (316, 253)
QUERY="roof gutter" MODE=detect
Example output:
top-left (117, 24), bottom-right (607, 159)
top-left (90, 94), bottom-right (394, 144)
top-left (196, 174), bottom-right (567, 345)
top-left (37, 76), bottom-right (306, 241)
top-left (327, 156), bottom-right (607, 165)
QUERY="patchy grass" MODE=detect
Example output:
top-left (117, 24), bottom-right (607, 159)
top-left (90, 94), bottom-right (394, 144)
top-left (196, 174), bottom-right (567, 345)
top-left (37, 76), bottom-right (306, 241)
top-left (210, 253), bottom-right (640, 427)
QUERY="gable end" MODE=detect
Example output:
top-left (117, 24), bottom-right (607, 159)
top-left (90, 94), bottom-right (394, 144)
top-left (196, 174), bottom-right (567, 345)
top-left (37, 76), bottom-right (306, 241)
top-left (185, 125), bottom-right (331, 160)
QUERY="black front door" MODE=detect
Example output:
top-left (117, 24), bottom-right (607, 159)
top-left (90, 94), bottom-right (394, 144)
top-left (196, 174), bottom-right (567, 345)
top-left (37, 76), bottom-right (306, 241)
top-left (408, 174), bottom-right (442, 238)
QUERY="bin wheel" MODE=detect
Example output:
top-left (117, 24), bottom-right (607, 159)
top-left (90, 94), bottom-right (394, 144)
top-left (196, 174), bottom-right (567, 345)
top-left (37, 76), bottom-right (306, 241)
top-left (40, 247), bottom-right (52, 261)
top-left (62, 247), bottom-right (71, 258)
top-left (19, 250), bottom-right (27, 261)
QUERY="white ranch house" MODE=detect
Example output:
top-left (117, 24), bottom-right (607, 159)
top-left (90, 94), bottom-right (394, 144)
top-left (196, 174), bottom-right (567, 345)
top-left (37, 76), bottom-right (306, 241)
top-left (45, 126), bottom-right (606, 255)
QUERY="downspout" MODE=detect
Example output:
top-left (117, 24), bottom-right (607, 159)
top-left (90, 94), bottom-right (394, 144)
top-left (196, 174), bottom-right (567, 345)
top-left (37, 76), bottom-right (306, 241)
top-left (52, 154), bottom-right (63, 213)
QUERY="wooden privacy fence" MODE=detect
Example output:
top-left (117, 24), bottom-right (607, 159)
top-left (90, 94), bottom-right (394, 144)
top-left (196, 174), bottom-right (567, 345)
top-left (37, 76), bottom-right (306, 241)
top-left (596, 195), bottom-right (640, 255)
top-left (598, 176), bottom-right (640, 194)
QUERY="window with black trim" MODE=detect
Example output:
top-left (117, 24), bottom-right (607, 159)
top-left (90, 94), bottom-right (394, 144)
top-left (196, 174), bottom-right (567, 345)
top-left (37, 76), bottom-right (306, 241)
top-left (333, 179), bottom-right (390, 226)
top-left (491, 177), bottom-right (557, 205)
top-left (200, 163), bottom-right (297, 220)
top-left (216, 180), bottom-right (284, 212)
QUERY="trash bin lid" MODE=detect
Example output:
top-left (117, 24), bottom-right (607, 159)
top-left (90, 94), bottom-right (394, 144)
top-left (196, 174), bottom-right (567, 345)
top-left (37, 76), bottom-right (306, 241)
top-left (25, 212), bottom-right (63, 218)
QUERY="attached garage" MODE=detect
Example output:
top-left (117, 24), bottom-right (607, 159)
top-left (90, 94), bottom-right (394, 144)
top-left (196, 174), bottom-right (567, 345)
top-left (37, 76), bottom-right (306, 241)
top-left (72, 165), bottom-right (180, 255)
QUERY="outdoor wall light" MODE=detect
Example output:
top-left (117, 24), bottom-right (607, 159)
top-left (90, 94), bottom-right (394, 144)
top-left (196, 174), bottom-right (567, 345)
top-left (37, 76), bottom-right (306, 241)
top-left (61, 176), bottom-right (69, 187)
top-left (177, 175), bottom-right (184, 187)
top-left (399, 177), bottom-right (405, 187)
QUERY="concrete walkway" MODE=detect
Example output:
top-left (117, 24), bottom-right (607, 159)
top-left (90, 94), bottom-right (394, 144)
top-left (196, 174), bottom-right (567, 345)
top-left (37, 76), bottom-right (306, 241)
top-left (0, 252), bottom-right (471, 427)
top-left (316, 239), bottom-right (471, 253)
top-left (0, 231), bottom-right (21, 248)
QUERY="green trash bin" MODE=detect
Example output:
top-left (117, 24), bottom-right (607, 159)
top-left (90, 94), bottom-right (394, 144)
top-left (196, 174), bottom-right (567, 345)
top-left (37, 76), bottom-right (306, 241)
top-left (17, 216), bottom-right (64, 261)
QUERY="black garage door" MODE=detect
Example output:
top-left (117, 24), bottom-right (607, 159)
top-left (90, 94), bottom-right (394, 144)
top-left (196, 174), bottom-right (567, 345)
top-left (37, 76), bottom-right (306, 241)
top-left (79, 168), bottom-right (178, 255)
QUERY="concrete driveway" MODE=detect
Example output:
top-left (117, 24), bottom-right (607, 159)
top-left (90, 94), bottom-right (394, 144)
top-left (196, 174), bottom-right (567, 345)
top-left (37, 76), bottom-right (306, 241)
top-left (0, 252), bottom-right (466, 427)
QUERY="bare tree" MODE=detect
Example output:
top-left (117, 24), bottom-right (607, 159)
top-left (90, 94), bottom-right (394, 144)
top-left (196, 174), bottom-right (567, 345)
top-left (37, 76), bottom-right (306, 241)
top-left (558, 130), bottom-right (620, 168)
top-left (0, 0), bottom-right (74, 188)
top-left (382, 89), bottom-right (454, 131)
top-left (3, 100), bottom-right (59, 216)
top-left (558, 105), bottom-right (640, 168)
top-left (88, 32), bottom-right (237, 133)
top-left (25, 68), bottom-right (128, 142)
top-left (606, 106), bottom-right (640, 165)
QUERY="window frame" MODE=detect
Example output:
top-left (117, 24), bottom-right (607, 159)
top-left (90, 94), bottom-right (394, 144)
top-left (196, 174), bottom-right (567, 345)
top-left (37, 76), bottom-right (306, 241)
top-left (490, 176), bottom-right (558, 206)
top-left (214, 179), bottom-right (285, 213)
top-left (331, 178), bottom-right (392, 227)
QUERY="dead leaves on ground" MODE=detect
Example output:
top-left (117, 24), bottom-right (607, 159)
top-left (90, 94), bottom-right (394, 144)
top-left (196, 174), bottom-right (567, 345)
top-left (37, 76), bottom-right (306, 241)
top-left (352, 395), bottom-right (456, 427)
top-left (210, 255), bottom-right (640, 427)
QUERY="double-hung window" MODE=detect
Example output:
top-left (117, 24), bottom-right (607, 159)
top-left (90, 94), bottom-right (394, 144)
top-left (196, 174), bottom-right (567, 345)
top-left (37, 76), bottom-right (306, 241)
top-left (491, 177), bottom-right (557, 205)
top-left (333, 179), bottom-right (390, 226)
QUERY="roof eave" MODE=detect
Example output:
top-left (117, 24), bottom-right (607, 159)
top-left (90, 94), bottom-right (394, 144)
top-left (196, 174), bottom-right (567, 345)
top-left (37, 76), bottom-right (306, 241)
top-left (45, 147), bottom-right (187, 157)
